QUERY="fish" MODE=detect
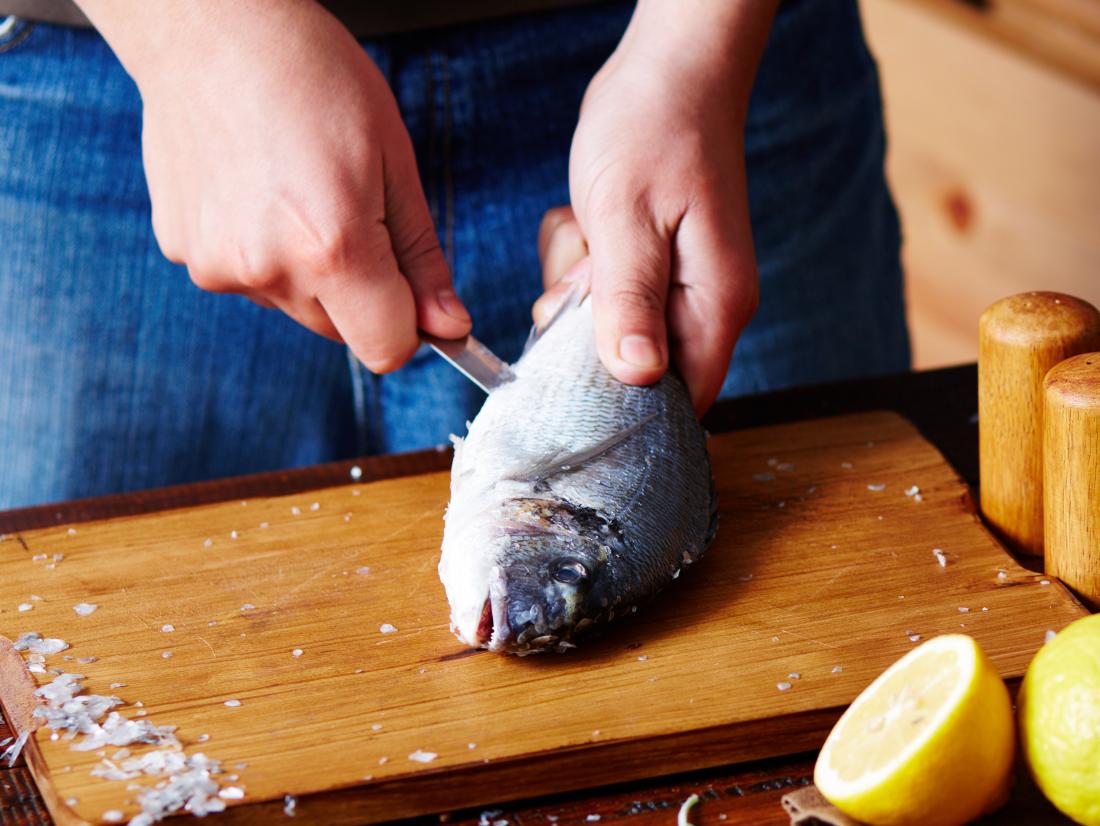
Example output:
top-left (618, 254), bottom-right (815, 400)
top-left (438, 287), bottom-right (717, 654)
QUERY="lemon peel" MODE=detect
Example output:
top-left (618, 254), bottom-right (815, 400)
top-left (1019, 614), bottom-right (1100, 826)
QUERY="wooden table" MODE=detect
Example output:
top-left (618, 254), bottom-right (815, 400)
top-left (0, 365), bottom-right (1075, 825)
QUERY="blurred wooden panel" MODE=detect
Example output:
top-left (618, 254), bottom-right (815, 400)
top-left (862, 0), bottom-right (1100, 368)
top-left (903, 0), bottom-right (1100, 92)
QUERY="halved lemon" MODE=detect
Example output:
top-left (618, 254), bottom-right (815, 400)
top-left (814, 634), bottom-right (1015, 826)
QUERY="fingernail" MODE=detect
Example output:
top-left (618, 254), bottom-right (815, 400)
top-left (618, 334), bottom-right (663, 369)
top-left (436, 289), bottom-right (471, 324)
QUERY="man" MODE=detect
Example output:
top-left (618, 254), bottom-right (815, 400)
top-left (0, 0), bottom-right (909, 508)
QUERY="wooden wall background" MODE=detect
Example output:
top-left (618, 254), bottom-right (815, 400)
top-left (861, 0), bottom-right (1100, 369)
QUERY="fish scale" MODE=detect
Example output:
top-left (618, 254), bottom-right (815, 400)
top-left (439, 295), bottom-right (715, 653)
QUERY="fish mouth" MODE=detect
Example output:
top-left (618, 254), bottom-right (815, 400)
top-left (474, 596), bottom-right (512, 652)
top-left (475, 598), bottom-right (494, 645)
top-left (474, 567), bottom-right (511, 652)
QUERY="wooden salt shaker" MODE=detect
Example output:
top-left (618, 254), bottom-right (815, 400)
top-left (979, 292), bottom-right (1100, 556)
top-left (1044, 353), bottom-right (1100, 608)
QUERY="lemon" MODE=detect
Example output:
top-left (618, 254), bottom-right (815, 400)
top-left (1019, 614), bottom-right (1100, 825)
top-left (814, 634), bottom-right (1015, 825)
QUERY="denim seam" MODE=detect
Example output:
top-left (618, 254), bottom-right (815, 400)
top-left (441, 51), bottom-right (454, 273)
top-left (424, 49), bottom-right (439, 233)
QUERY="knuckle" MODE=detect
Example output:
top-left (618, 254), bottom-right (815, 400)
top-left (275, 193), bottom-right (356, 276)
top-left (297, 231), bottom-right (350, 275)
top-left (543, 205), bottom-right (574, 225)
top-left (539, 206), bottom-right (575, 241)
top-left (355, 330), bottom-right (420, 375)
top-left (361, 344), bottom-right (415, 375)
top-left (613, 280), bottom-right (666, 319)
top-left (744, 283), bottom-right (761, 319)
top-left (235, 256), bottom-right (281, 292)
top-left (551, 216), bottom-right (585, 252)
top-left (733, 266), bottom-right (761, 316)
top-left (186, 261), bottom-right (222, 292)
top-left (151, 216), bottom-right (184, 264)
top-left (394, 224), bottom-right (444, 278)
top-left (714, 278), bottom-right (760, 331)
top-left (586, 182), bottom-right (634, 220)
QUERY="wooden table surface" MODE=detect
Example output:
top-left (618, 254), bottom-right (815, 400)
top-left (0, 364), bottom-right (1076, 826)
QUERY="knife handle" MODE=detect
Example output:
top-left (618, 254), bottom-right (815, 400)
top-left (1043, 352), bottom-right (1100, 608)
top-left (978, 291), bottom-right (1100, 556)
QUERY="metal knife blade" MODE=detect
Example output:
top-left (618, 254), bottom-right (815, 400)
top-left (420, 331), bottom-right (515, 393)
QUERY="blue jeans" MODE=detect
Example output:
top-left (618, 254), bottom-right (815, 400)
top-left (0, 0), bottom-right (909, 509)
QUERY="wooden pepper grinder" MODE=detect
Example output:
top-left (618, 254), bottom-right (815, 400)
top-left (1044, 353), bottom-right (1100, 608)
top-left (979, 292), bottom-right (1100, 556)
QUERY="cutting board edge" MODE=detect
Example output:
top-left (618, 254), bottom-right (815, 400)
top-left (196, 673), bottom-right (1057, 825)
top-left (156, 705), bottom-right (846, 826)
top-left (0, 638), bottom-right (90, 826)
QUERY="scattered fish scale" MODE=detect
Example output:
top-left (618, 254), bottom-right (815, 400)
top-left (128, 752), bottom-right (230, 825)
top-left (10, 635), bottom-right (240, 824)
top-left (1, 731), bottom-right (28, 767)
top-left (14, 632), bottom-right (69, 655)
top-left (31, 674), bottom-right (177, 752)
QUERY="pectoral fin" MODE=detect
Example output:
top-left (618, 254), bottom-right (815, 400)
top-left (509, 413), bottom-right (657, 484)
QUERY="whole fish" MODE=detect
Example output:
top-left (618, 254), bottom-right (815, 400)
top-left (438, 290), bottom-right (717, 654)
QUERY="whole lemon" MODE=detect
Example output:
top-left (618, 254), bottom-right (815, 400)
top-left (1019, 614), bottom-right (1100, 826)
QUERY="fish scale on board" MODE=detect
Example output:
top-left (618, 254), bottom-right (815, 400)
top-left (0, 411), bottom-right (1086, 826)
top-left (440, 292), bottom-right (715, 653)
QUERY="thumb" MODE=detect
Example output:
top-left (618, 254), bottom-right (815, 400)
top-left (585, 206), bottom-right (671, 386)
top-left (383, 139), bottom-right (471, 340)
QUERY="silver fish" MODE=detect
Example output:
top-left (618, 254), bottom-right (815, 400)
top-left (438, 291), bottom-right (716, 654)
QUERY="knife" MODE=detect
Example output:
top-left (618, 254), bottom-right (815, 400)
top-left (420, 331), bottom-right (515, 394)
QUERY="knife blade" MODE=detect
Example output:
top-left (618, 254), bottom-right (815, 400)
top-left (420, 331), bottom-right (515, 393)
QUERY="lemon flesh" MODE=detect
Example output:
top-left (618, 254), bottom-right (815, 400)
top-left (815, 634), bottom-right (1014, 826)
top-left (1019, 614), bottom-right (1100, 826)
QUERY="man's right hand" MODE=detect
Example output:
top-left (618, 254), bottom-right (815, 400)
top-left (77, 0), bottom-right (471, 372)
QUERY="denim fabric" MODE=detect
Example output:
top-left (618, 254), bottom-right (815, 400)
top-left (0, 0), bottom-right (909, 508)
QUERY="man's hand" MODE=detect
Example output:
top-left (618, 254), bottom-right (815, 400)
top-left (76, 0), bottom-right (470, 373)
top-left (540, 0), bottom-right (777, 413)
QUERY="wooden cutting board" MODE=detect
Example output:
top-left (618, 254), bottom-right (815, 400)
top-left (0, 411), bottom-right (1086, 826)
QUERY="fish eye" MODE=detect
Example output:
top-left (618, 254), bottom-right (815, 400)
top-left (550, 557), bottom-right (588, 585)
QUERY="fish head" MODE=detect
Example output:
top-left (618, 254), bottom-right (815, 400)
top-left (470, 496), bottom-right (629, 654)
top-left (484, 536), bottom-right (606, 654)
